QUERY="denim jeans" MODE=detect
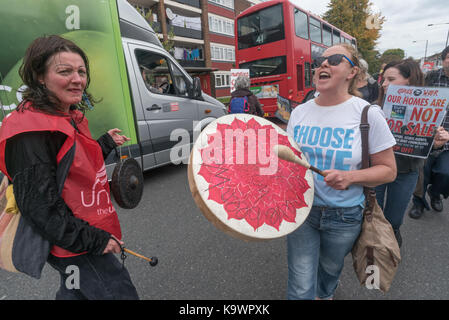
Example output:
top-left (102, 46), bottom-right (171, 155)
top-left (413, 150), bottom-right (449, 210)
top-left (375, 171), bottom-right (419, 230)
top-left (287, 205), bottom-right (363, 300)
top-left (47, 253), bottom-right (139, 300)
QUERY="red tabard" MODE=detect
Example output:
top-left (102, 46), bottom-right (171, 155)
top-left (0, 106), bottom-right (122, 257)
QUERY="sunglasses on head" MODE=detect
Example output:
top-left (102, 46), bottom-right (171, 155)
top-left (313, 54), bottom-right (355, 68)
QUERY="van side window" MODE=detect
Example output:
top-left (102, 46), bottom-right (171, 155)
top-left (135, 50), bottom-right (175, 95)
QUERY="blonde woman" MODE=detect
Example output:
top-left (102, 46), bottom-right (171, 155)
top-left (286, 44), bottom-right (397, 300)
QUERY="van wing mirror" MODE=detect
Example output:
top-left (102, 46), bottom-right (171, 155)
top-left (190, 77), bottom-right (202, 99)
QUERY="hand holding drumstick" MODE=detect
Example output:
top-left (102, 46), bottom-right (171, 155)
top-left (274, 145), bottom-right (351, 190)
top-left (273, 145), bottom-right (327, 177)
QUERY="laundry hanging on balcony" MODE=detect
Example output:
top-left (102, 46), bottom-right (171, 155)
top-left (174, 47), bottom-right (202, 61)
top-left (167, 10), bottom-right (201, 31)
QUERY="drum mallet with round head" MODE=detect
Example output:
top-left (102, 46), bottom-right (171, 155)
top-left (123, 248), bottom-right (158, 267)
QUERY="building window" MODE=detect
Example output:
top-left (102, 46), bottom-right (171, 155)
top-left (215, 72), bottom-right (231, 88)
top-left (209, 14), bottom-right (234, 36)
top-left (209, 0), bottom-right (234, 10)
top-left (211, 44), bottom-right (235, 62)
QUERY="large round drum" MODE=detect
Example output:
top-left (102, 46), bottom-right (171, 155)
top-left (188, 114), bottom-right (314, 241)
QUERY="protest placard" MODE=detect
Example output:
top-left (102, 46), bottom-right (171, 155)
top-left (383, 85), bottom-right (449, 158)
top-left (250, 84), bottom-right (279, 99)
top-left (230, 69), bottom-right (249, 93)
top-left (275, 95), bottom-right (299, 124)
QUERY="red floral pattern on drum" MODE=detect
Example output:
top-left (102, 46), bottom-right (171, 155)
top-left (198, 117), bottom-right (311, 231)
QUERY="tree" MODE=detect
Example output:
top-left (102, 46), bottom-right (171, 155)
top-left (323, 0), bottom-right (385, 74)
top-left (380, 48), bottom-right (405, 64)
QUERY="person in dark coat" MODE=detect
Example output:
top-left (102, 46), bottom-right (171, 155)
top-left (408, 46), bottom-right (449, 219)
top-left (356, 58), bottom-right (379, 103)
top-left (230, 75), bottom-right (264, 117)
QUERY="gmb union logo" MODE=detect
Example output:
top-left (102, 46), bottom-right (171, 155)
top-left (413, 89), bottom-right (423, 96)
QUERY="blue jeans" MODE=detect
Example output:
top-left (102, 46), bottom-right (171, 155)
top-left (413, 150), bottom-right (449, 209)
top-left (375, 171), bottom-right (419, 230)
top-left (47, 253), bottom-right (139, 300)
top-left (287, 205), bottom-right (363, 300)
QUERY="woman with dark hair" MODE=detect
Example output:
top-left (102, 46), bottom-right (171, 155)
top-left (286, 43), bottom-right (396, 300)
top-left (0, 35), bottom-right (138, 299)
top-left (374, 59), bottom-right (425, 247)
top-left (409, 46), bottom-right (449, 218)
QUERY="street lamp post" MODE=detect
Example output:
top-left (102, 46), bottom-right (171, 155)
top-left (412, 40), bottom-right (429, 63)
top-left (428, 23), bottom-right (449, 48)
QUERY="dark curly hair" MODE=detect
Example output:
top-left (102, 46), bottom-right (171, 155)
top-left (18, 35), bottom-right (96, 116)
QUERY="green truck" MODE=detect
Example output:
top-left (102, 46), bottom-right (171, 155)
top-left (0, 0), bottom-right (226, 178)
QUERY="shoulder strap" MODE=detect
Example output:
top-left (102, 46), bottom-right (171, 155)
top-left (360, 105), bottom-right (371, 170)
top-left (360, 104), bottom-right (377, 212)
top-left (244, 96), bottom-right (250, 112)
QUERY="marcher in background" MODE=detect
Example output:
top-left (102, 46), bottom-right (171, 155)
top-left (356, 58), bottom-right (379, 103)
top-left (301, 89), bottom-right (316, 103)
top-left (301, 73), bottom-right (319, 104)
top-left (374, 59), bottom-right (425, 247)
top-left (374, 62), bottom-right (387, 85)
top-left (408, 46), bottom-right (449, 219)
top-left (0, 35), bottom-right (138, 299)
top-left (229, 75), bottom-right (264, 116)
top-left (286, 43), bottom-right (396, 300)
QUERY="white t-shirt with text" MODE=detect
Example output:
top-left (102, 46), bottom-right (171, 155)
top-left (286, 96), bottom-right (396, 208)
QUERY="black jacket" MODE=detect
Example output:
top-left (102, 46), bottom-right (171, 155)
top-left (230, 88), bottom-right (264, 117)
top-left (425, 68), bottom-right (449, 88)
top-left (358, 79), bottom-right (379, 104)
top-left (5, 130), bottom-right (116, 255)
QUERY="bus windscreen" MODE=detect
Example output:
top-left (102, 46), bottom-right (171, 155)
top-left (237, 4), bottom-right (285, 50)
top-left (239, 56), bottom-right (287, 78)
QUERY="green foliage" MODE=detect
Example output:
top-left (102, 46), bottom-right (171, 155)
top-left (322, 0), bottom-right (385, 74)
top-left (380, 48), bottom-right (405, 64)
top-left (164, 27), bottom-right (175, 54)
top-left (138, 8), bottom-right (175, 55)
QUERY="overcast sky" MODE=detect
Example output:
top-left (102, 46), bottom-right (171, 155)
top-left (295, 0), bottom-right (449, 60)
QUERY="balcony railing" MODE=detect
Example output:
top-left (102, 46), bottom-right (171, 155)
top-left (178, 60), bottom-right (205, 68)
top-left (175, 0), bottom-right (200, 9)
top-left (169, 24), bottom-right (202, 40)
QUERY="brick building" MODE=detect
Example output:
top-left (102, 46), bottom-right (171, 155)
top-left (128, 0), bottom-right (261, 99)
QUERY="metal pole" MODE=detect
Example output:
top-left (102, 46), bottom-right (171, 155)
top-left (425, 40), bottom-right (428, 61)
top-left (428, 23), bottom-right (449, 48)
top-left (446, 28), bottom-right (449, 48)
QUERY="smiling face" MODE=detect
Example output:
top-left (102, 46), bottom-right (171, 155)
top-left (313, 45), bottom-right (358, 96)
top-left (40, 51), bottom-right (87, 112)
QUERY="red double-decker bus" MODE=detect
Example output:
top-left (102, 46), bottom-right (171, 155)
top-left (235, 0), bottom-right (357, 117)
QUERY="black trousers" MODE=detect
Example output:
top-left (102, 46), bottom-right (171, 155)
top-left (413, 150), bottom-right (449, 209)
top-left (47, 253), bottom-right (139, 300)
